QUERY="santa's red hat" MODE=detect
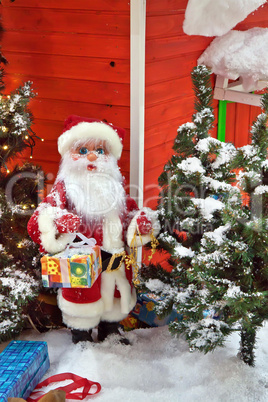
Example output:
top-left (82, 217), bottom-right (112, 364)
top-left (58, 115), bottom-right (125, 159)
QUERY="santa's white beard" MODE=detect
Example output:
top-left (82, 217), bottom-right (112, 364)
top-left (57, 152), bottom-right (126, 220)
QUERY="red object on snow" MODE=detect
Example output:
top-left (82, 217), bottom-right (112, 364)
top-left (27, 372), bottom-right (101, 401)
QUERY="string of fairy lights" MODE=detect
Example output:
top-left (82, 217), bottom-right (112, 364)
top-left (0, 84), bottom-right (45, 174)
top-left (1, 136), bottom-right (45, 173)
top-left (0, 83), bottom-right (45, 217)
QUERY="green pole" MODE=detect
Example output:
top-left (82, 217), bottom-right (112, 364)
top-left (217, 100), bottom-right (227, 142)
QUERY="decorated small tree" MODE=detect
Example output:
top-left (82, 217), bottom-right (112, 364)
top-left (0, 63), bottom-right (43, 342)
top-left (139, 65), bottom-right (268, 365)
top-left (187, 95), bottom-right (268, 366)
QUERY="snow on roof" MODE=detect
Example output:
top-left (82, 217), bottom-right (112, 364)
top-left (183, 0), bottom-right (266, 37)
top-left (198, 28), bottom-right (268, 91)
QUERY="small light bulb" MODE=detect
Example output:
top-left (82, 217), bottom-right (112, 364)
top-left (1, 126), bottom-right (8, 133)
top-left (30, 155), bottom-right (33, 159)
top-left (22, 205), bottom-right (27, 210)
top-left (3, 145), bottom-right (8, 150)
top-left (7, 169), bottom-right (10, 173)
top-left (25, 135), bottom-right (29, 139)
top-left (41, 138), bottom-right (44, 142)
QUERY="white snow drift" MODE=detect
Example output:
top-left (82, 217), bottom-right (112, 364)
top-left (183, 0), bottom-right (266, 37)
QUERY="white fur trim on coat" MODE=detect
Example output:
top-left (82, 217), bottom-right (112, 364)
top-left (101, 262), bottom-right (134, 315)
top-left (102, 212), bottom-right (124, 254)
top-left (126, 207), bottom-right (160, 248)
top-left (58, 121), bottom-right (123, 159)
top-left (38, 204), bottom-right (75, 254)
top-left (101, 290), bottom-right (137, 322)
top-left (57, 289), bottom-right (104, 330)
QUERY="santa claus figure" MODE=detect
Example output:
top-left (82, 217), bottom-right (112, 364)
top-left (28, 115), bottom-right (160, 344)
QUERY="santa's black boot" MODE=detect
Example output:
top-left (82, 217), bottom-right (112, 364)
top-left (98, 321), bottom-right (130, 345)
top-left (71, 329), bottom-right (93, 344)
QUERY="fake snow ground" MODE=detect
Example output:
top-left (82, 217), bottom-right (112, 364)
top-left (20, 322), bottom-right (268, 401)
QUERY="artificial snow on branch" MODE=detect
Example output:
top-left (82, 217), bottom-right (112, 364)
top-left (198, 28), bottom-right (268, 91)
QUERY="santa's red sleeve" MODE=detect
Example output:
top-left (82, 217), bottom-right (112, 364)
top-left (27, 180), bottom-right (78, 254)
top-left (124, 196), bottom-right (160, 248)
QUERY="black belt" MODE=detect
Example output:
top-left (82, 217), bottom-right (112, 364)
top-left (101, 250), bottom-right (126, 272)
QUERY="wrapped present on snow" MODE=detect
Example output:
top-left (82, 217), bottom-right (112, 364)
top-left (0, 340), bottom-right (50, 401)
top-left (131, 293), bottom-right (183, 327)
top-left (41, 234), bottom-right (102, 288)
top-left (120, 315), bottom-right (140, 331)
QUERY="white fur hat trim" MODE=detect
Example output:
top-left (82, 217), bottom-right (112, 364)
top-left (58, 121), bottom-right (123, 159)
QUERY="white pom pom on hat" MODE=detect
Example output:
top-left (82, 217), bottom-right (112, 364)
top-left (58, 115), bottom-right (125, 160)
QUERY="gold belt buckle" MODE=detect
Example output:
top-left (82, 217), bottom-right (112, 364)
top-left (106, 251), bottom-right (126, 273)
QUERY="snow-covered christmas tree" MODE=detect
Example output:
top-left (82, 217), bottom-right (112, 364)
top-left (0, 61), bottom-right (43, 342)
top-left (139, 65), bottom-right (268, 366)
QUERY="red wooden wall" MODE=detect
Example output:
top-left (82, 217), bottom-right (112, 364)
top-left (144, 0), bottom-right (215, 208)
top-left (1, 0), bottom-right (130, 189)
top-left (1, 0), bottom-right (268, 208)
top-left (144, 0), bottom-right (268, 208)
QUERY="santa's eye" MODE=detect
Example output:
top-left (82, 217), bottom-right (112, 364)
top-left (78, 147), bottom-right (88, 155)
top-left (96, 147), bottom-right (105, 154)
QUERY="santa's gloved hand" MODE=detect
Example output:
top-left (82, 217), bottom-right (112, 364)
top-left (136, 211), bottom-right (152, 235)
top-left (55, 213), bottom-right (81, 233)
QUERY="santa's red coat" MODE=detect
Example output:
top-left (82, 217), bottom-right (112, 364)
top-left (28, 180), bottom-right (139, 305)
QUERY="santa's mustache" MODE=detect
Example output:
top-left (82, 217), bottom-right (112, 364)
top-left (59, 152), bottom-right (122, 180)
top-left (57, 152), bottom-right (126, 217)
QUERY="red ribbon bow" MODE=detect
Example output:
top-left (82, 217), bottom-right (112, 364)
top-left (27, 373), bottom-right (101, 401)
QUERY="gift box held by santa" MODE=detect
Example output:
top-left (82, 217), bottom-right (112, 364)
top-left (27, 115), bottom-right (160, 344)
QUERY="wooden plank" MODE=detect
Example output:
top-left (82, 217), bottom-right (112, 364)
top-left (211, 102), bottom-right (218, 139)
top-left (146, 53), bottom-right (200, 84)
top-left (3, 52), bottom-right (130, 83)
top-left (144, 163), bottom-right (175, 209)
top-left (2, 7), bottom-right (130, 36)
top-left (5, 75), bottom-right (130, 107)
top-left (145, 96), bottom-right (194, 129)
top-left (145, 114), bottom-right (193, 148)
top-left (144, 184), bottom-right (162, 209)
top-left (225, 102), bottom-right (236, 144)
top-left (30, 98), bottom-right (130, 129)
top-left (214, 87), bottom-right (262, 107)
top-left (146, 76), bottom-right (193, 106)
top-left (146, 13), bottom-right (185, 38)
top-left (144, 141), bottom-right (175, 171)
top-left (249, 105), bottom-right (262, 127)
top-left (146, 36), bottom-right (213, 61)
top-left (31, 119), bottom-right (64, 142)
top-left (1, 31), bottom-right (130, 59)
top-left (234, 104), bottom-right (251, 147)
top-left (146, 0), bottom-right (188, 14)
top-left (1, 0), bottom-right (130, 11)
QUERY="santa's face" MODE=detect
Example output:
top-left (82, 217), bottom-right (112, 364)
top-left (70, 139), bottom-right (109, 172)
top-left (57, 138), bottom-right (126, 220)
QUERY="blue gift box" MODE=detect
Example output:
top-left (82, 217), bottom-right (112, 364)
top-left (0, 340), bottom-right (50, 401)
top-left (131, 293), bottom-right (183, 327)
